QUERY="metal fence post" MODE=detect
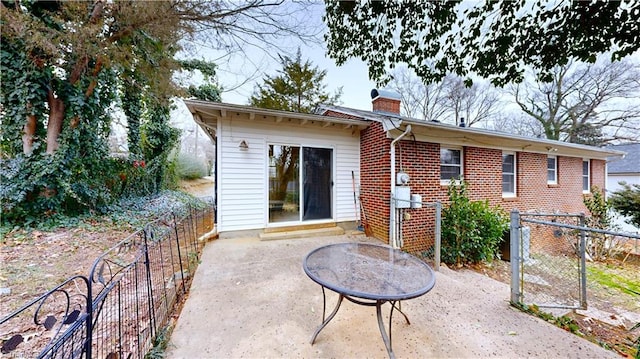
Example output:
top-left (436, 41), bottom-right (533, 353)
top-left (143, 226), bottom-right (157, 340)
top-left (434, 201), bottom-right (441, 272)
top-left (579, 213), bottom-right (588, 309)
top-left (510, 210), bottom-right (521, 304)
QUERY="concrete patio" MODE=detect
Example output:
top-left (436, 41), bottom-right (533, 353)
top-left (167, 234), bottom-right (616, 358)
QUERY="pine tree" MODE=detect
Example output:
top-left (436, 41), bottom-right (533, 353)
top-left (609, 182), bottom-right (640, 228)
top-left (250, 49), bottom-right (342, 113)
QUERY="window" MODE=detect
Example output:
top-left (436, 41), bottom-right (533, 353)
top-left (582, 160), bottom-right (590, 193)
top-left (502, 152), bottom-right (516, 197)
top-left (440, 147), bottom-right (463, 184)
top-left (547, 155), bottom-right (557, 185)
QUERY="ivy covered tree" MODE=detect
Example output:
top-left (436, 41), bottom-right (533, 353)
top-left (249, 49), bottom-right (342, 113)
top-left (323, 1), bottom-right (640, 86)
top-left (0, 0), bottom-right (317, 225)
top-left (179, 59), bottom-right (222, 102)
top-left (609, 182), bottom-right (640, 228)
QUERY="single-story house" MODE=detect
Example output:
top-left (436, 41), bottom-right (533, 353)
top-left (606, 143), bottom-right (640, 233)
top-left (183, 90), bottom-right (625, 252)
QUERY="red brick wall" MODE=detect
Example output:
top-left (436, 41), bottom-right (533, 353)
top-left (358, 124), bottom-right (607, 252)
top-left (322, 110), bottom-right (363, 120)
top-left (359, 122), bottom-right (392, 241)
top-left (591, 159), bottom-right (606, 191)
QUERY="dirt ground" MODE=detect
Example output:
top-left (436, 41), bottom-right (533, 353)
top-left (472, 257), bottom-right (640, 357)
top-left (178, 177), bottom-right (215, 198)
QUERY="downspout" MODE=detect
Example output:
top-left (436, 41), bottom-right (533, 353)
top-left (389, 125), bottom-right (412, 248)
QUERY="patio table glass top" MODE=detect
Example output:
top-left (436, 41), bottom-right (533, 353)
top-left (303, 242), bottom-right (435, 301)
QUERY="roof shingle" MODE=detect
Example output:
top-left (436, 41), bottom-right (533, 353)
top-left (607, 143), bottom-right (640, 174)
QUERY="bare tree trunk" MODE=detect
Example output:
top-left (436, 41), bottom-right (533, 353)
top-left (46, 90), bottom-right (65, 154)
top-left (22, 113), bottom-right (37, 155)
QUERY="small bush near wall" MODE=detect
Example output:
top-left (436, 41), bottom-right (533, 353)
top-left (442, 180), bottom-right (509, 266)
top-left (176, 153), bottom-right (209, 180)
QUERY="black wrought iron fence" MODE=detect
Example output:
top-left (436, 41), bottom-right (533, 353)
top-left (0, 199), bottom-right (214, 358)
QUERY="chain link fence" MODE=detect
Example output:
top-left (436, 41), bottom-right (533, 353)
top-left (510, 210), bottom-right (640, 310)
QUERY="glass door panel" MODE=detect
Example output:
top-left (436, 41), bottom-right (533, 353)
top-left (268, 145), bottom-right (300, 222)
top-left (302, 147), bottom-right (332, 220)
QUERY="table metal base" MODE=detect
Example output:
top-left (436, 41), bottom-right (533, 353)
top-left (310, 286), bottom-right (411, 359)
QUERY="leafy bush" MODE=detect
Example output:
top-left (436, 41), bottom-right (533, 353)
top-left (175, 153), bottom-right (208, 180)
top-left (441, 180), bottom-right (509, 266)
top-left (608, 181), bottom-right (640, 228)
top-left (0, 190), bottom-right (209, 238)
top-left (583, 186), bottom-right (623, 261)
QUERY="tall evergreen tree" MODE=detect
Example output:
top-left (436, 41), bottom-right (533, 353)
top-left (609, 182), bottom-right (640, 228)
top-left (249, 49), bottom-right (342, 113)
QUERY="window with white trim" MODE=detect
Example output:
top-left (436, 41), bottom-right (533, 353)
top-left (582, 160), bottom-right (590, 193)
top-left (547, 155), bottom-right (557, 185)
top-left (502, 152), bottom-right (516, 197)
top-left (440, 147), bottom-right (463, 184)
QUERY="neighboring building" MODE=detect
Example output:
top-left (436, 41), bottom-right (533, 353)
top-left (606, 143), bottom-right (640, 233)
top-left (184, 91), bottom-right (624, 252)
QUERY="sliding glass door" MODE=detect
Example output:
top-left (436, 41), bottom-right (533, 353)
top-left (268, 145), bottom-right (332, 223)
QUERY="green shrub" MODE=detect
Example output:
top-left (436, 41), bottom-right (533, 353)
top-left (583, 186), bottom-right (622, 261)
top-left (175, 153), bottom-right (208, 180)
top-left (441, 180), bottom-right (509, 266)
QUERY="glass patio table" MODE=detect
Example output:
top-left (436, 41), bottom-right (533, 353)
top-left (303, 242), bottom-right (436, 359)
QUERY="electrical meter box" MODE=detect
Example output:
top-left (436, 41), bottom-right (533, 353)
top-left (396, 171), bottom-right (410, 185)
top-left (395, 186), bottom-right (411, 208)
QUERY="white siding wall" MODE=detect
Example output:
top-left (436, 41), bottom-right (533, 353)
top-left (217, 117), bottom-right (360, 232)
top-left (607, 174), bottom-right (640, 193)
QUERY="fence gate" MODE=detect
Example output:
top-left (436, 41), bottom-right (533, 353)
top-left (510, 211), bottom-right (587, 310)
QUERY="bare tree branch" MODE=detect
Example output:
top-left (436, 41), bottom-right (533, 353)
top-left (388, 68), bottom-right (501, 127)
top-left (510, 59), bottom-right (640, 144)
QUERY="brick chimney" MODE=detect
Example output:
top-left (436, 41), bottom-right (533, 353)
top-left (371, 89), bottom-right (401, 114)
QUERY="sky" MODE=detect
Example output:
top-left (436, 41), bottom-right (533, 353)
top-left (170, 1), bottom-right (640, 145)
top-left (216, 45), bottom-right (378, 112)
top-left (188, 3), bottom-right (378, 112)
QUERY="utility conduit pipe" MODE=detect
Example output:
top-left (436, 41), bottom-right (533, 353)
top-left (389, 125), bottom-right (412, 248)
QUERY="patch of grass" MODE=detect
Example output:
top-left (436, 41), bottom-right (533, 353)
top-left (145, 325), bottom-right (173, 359)
top-left (511, 302), bottom-right (582, 335)
top-left (587, 266), bottom-right (640, 296)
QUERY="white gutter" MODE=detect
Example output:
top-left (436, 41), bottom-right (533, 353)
top-left (389, 125), bottom-right (412, 248)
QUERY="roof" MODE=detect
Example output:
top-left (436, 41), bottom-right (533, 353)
top-left (316, 104), bottom-right (625, 161)
top-left (182, 100), bottom-right (371, 142)
top-left (182, 99), bottom-right (625, 161)
top-left (607, 143), bottom-right (640, 174)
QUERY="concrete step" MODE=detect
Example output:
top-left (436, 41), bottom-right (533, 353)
top-left (259, 226), bottom-right (345, 241)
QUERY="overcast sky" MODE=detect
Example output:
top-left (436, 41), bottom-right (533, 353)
top-left (187, 3), bottom-right (378, 112)
top-left (217, 45), bottom-right (378, 112)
